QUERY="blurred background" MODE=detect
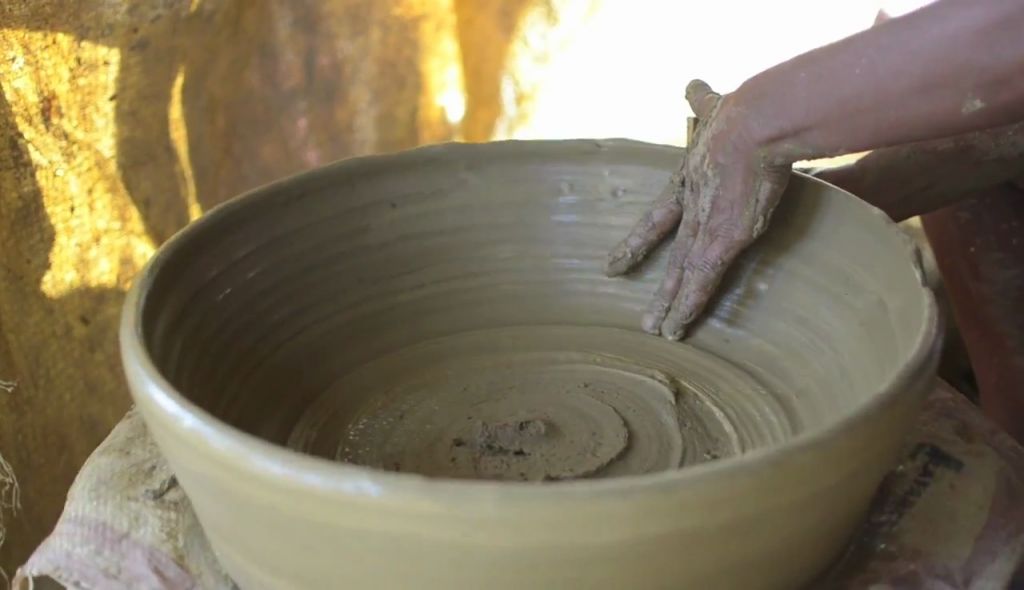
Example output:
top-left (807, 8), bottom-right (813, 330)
top-left (0, 0), bottom-right (932, 577)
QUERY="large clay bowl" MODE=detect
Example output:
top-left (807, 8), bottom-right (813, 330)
top-left (120, 139), bottom-right (940, 590)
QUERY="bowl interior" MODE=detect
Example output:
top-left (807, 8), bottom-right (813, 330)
top-left (136, 139), bottom-right (934, 481)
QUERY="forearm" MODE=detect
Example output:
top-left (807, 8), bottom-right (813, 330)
top-left (735, 0), bottom-right (1024, 164)
top-left (818, 121), bottom-right (1024, 220)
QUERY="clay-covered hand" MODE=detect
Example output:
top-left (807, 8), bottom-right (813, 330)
top-left (605, 80), bottom-right (791, 339)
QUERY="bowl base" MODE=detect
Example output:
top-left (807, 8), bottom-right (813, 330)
top-left (288, 326), bottom-right (795, 481)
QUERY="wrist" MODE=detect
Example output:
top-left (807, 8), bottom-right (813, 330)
top-left (729, 77), bottom-right (809, 168)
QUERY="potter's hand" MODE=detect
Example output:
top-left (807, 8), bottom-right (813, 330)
top-left (605, 80), bottom-right (791, 339)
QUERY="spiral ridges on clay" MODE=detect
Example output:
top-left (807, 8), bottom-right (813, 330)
top-left (125, 140), bottom-right (941, 590)
top-left (140, 140), bottom-right (931, 478)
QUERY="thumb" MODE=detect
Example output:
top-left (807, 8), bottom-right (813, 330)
top-left (685, 79), bottom-right (721, 120)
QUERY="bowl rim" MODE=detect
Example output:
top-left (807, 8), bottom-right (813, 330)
top-left (120, 138), bottom-right (942, 503)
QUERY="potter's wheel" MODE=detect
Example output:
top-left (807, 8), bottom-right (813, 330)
top-left (289, 326), bottom-right (795, 481)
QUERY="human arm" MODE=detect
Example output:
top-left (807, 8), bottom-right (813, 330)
top-left (744, 0), bottom-right (1024, 164)
top-left (812, 121), bottom-right (1024, 222)
top-left (608, 0), bottom-right (1024, 339)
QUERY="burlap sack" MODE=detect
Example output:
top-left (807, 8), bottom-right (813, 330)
top-left (1, 446), bottom-right (19, 590)
top-left (12, 380), bottom-right (1024, 589)
top-left (14, 409), bottom-right (232, 590)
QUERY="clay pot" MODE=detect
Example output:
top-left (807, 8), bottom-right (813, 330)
top-left (120, 139), bottom-right (940, 589)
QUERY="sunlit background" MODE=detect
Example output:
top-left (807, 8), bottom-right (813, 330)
top-left (485, 0), bottom-right (932, 144)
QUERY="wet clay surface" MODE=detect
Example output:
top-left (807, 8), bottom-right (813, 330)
top-left (123, 140), bottom-right (939, 590)
top-left (289, 327), bottom-right (789, 481)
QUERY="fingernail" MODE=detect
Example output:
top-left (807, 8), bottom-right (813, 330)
top-left (642, 301), bottom-right (669, 335)
top-left (602, 243), bottom-right (626, 272)
top-left (661, 316), bottom-right (689, 341)
top-left (641, 313), bottom-right (662, 335)
top-left (605, 256), bottom-right (627, 277)
top-left (663, 324), bottom-right (687, 341)
top-left (605, 245), bottom-right (632, 277)
top-left (662, 307), bottom-right (697, 341)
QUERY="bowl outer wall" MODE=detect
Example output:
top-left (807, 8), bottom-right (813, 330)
top-left (119, 138), bottom-right (942, 590)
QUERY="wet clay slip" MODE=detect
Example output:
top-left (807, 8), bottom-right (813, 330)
top-left (120, 139), bottom-right (941, 590)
